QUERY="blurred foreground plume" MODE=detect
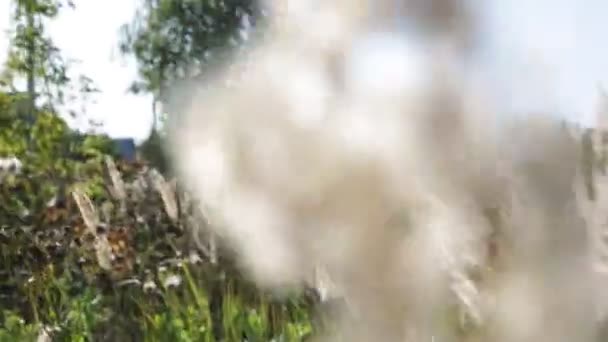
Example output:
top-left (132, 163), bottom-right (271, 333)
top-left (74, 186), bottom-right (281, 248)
top-left (169, 0), bottom-right (603, 340)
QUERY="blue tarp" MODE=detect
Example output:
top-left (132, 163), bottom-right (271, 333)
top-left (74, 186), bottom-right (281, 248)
top-left (112, 138), bottom-right (137, 162)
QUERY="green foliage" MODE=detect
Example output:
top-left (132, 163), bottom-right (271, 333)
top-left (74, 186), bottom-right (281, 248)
top-left (0, 91), bottom-right (114, 214)
top-left (3, 0), bottom-right (75, 106)
top-left (0, 103), bottom-right (316, 340)
top-left (0, 311), bottom-right (39, 342)
top-left (139, 129), bottom-right (170, 174)
top-left (0, 3), bottom-right (317, 337)
top-left (2, 0), bottom-right (99, 121)
top-left (120, 0), bottom-right (264, 102)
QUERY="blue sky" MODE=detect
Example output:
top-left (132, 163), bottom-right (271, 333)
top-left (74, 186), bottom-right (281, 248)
top-left (476, 0), bottom-right (608, 127)
top-left (1, 1), bottom-right (608, 141)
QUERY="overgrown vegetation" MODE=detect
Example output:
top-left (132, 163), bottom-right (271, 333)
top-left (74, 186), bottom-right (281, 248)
top-left (12, 1), bottom-right (606, 341)
top-left (0, 88), bottom-right (316, 341)
top-left (0, 1), bottom-right (316, 339)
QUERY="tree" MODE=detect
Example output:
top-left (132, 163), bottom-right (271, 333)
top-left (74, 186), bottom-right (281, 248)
top-left (120, 0), bottom-right (267, 174)
top-left (119, 0), bottom-right (265, 119)
top-left (2, 0), bottom-right (100, 127)
top-left (3, 1), bottom-right (70, 114)
top-left (0, 1), bottom-right (114, 202)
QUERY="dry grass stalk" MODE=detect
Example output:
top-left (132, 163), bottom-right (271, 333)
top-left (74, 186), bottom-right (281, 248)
top-left (105, 156), bottom-right (127, 203)
top-left (148, 169), bottom-right (179, 223)
top-left (72, 188), bottom-right (114, 271)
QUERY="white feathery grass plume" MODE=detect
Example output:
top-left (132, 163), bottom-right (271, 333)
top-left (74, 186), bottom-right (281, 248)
top-left (105, 156), bottom-right (126, 202)
top-left (0, 156), bottom-right (22, 183)
top-left (169, 1), bottom-right (599, 340)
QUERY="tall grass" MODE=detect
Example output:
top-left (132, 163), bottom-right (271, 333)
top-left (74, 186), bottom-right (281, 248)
top-left (0, 156), bottom-right (316, 341)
